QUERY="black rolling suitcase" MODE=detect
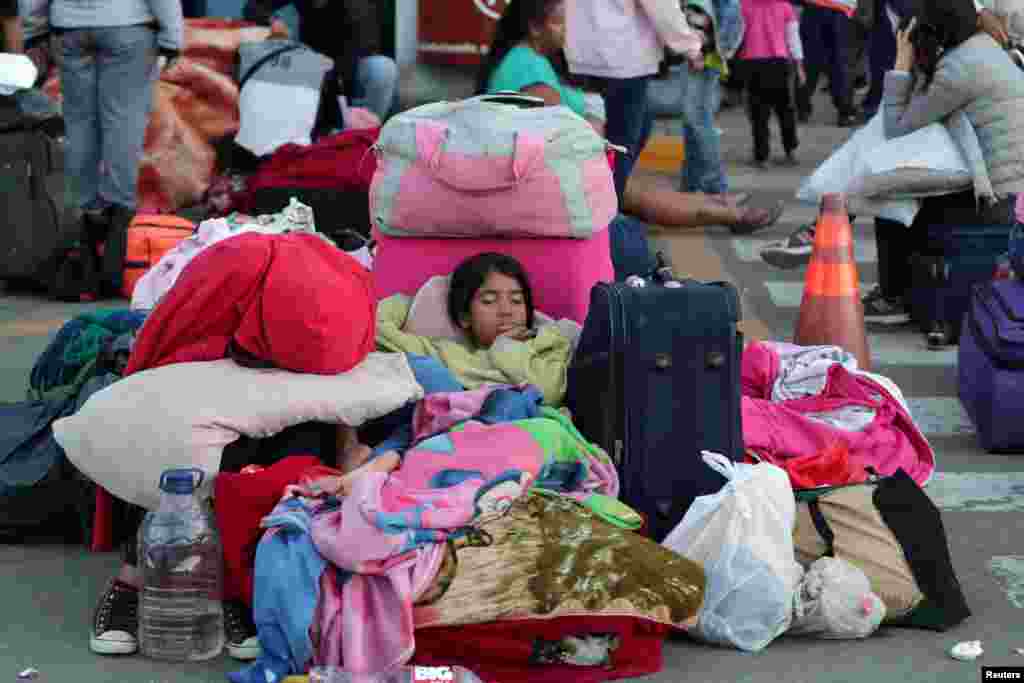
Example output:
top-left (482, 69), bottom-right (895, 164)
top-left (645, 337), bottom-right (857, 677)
top-left (0, 94), bottom-right (68, 288)
top-left (566, 274), bottom-right (744, 542)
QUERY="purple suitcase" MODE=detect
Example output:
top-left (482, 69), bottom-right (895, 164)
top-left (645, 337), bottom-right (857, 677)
top-left (958, 279), bottom-right (1024, 452)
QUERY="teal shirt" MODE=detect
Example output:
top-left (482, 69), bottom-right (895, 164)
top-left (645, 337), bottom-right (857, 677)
top-left (487, 44), bottom-right (586, 117)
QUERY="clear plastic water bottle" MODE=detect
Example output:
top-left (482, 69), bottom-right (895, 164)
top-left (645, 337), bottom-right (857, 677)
top-left (138, 468), bottom-right (224, 661)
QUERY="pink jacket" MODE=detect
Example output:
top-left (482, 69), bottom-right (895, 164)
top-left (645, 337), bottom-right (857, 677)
top-left (737, 0), bottom-right (801, 60)
top-left (741, 342), bottom-right (936, 487)
top-left (567, 0), bottom-right (703, 79)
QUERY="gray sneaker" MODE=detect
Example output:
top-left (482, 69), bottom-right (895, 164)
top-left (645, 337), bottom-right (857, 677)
top-left (760, 224), bottom-right (815, 269)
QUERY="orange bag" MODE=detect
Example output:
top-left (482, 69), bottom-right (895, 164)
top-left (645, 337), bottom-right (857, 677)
top-left (122, 215), bottom-right (195, 299)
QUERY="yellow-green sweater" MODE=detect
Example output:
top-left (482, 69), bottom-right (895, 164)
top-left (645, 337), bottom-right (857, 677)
top-left (375, 294), bottom-right (574, 407)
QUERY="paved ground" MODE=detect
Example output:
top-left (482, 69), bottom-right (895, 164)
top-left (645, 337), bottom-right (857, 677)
top-left (1, 80), bottom-right (1022, 683)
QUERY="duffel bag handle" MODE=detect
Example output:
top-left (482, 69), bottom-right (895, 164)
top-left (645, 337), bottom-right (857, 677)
top-left (415, 121), bottom-right (546, 191)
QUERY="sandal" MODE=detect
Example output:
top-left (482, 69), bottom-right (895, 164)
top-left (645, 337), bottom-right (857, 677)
top-left (729, 200), bottom-right (785, 235)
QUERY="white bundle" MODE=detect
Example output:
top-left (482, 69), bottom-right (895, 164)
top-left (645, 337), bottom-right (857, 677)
top-left (789, 557), bottom-right (885, 639)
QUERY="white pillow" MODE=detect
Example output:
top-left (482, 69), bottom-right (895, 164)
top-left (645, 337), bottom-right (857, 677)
top-left (52, 352), bottom-right (423, 511)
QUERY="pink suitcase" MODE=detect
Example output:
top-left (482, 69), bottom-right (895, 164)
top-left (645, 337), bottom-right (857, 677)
top-left (371, 227), bottom-right (614, 323)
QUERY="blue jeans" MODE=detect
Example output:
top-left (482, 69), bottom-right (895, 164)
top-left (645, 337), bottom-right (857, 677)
top-left (600, 76), bottom-right (653, 202)
top-left (609, 213), bottom-right (655, 281)
top-left (350, 55), bottom-right (398, 120)
top-left (59, 25), bottom-right (159, 210)
top-left (680, 66), bottom-right (726, 194)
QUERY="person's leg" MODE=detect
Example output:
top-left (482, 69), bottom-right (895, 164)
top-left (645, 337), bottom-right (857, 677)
top-left (870, 217), bottom-right (914, 323)
top-left (95, 25), bottom-right (157, 211)
top-left (863, 0), bottom-right (896, 117)
top-left (58, 29), bottom-right (102, 210)
top-left (349, 54), bottom-right (398, 121)
top-left (796, 7), bottom-right (823, 120)
top-left (602, 75), bottom-right (652, 201)
top-left (680, 67), bottom-right (727, 194)
top-left (745, 62), bottom-right (772, 164)
top-left (827, 11), bottom-right (858, 121)
top-left (773, 61), bottom-right (800, 159)
top-left (95, 25), bottom-right (158, 294)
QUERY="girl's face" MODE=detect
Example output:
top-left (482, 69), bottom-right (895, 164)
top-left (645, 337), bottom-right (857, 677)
top-left (531, 1), bottom-right (567, 55)
top-left (462, 270), bottom-right (529, 347)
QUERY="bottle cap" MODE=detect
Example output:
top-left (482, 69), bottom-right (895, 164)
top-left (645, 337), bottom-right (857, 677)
top-left (159, 468), bottom-right (203, 494)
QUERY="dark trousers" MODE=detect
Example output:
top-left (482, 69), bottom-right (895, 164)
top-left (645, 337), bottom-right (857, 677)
top-left (863, 0), bottom-right (916, 115)
top-left (741, 59), bottom-right (798, 162)
top-left (596, 75), bottom-right (654, 202)
top-left (796, 5), bottom-right (857, 118)
top-left (875, 190), bottom-right (1014, 301)
top-left (121, 422), bottom-right (336, 567)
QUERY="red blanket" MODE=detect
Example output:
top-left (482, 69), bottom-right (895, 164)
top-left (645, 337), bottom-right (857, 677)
top-left (125, 231), bottom-right (375, 376)
top-left (44, 19), bottom-right (270, 212)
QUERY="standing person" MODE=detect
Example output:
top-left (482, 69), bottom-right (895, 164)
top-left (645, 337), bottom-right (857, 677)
top-left (679, 0), bottom-right (748, 203)
top-left (566, 0), bottom-right (703, 202)
top-left (737, 0), bottom-right (806, 168)
top-left (51, 0), bottom-right (183, 298)
top-left (242, 0), bottom-right (398, 121)
top-left (794, 2), bottom-right (859, 126)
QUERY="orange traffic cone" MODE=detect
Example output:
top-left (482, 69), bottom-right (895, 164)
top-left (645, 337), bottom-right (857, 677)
top-left (793, 193), bottom-right (872, 371)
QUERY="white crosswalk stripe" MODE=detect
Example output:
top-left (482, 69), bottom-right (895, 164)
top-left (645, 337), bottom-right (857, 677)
top-left (733, 238), bottom-right (878, 264)
top-left (764, 281), bottom-right (881, 309)
top-left (989, 557), bottom-right (1024, 609)
top-left (907, 397), bottom-right (975, 437)
top-left (926, 474), bottom-right (1024, 512)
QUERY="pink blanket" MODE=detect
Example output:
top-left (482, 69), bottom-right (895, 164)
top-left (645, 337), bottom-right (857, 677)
top-left (304, 400), bottom-right (616, 677)
top-left (741, 342), bottom-right (935, 486)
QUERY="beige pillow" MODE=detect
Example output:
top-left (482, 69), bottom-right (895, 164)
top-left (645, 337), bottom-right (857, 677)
top-left (405, 275), bottom-right (467, 342)
top-left (52, 352), bottom-right (423, 511)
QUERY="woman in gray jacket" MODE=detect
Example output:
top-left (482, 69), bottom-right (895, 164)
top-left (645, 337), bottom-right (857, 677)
top-left (865, 0), bottom-right (1024, 325)
top-left (51, 0), bottom-right (183, 298)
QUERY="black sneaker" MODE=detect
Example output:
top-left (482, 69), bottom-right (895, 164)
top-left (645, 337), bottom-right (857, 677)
top-left (761, 224), bottom-right (815, 269)
top-left (862, 285), bottom-right (911, 325)
top-left (224, 600), bottom-right (262, 661)
top-left (837, 113), bottom-right (858, 127)
top-left (90, 579), bottom-right (139, 655)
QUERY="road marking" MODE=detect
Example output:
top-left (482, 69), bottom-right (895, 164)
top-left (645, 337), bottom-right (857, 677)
top-left (733, 238), bottom-right (877, 264)
top-left (989, 556), bottom-right (1024, 609)
top-left (906, 397), bottom-right (975, 437)
top-left (764, 281), bottom-right (880, 309)
top-left (926, 473), bottom-right (1024, 512)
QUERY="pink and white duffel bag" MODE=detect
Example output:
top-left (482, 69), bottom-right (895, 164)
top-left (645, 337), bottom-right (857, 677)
top-left (369, 93), bottom-right (618, 239)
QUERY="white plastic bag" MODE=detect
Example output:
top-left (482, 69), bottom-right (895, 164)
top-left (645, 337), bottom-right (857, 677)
top-left (0, 54), bottom-right (38, 95)
top-left (848, 119), bottom-right (972, 199)
top-left (662, 452), bottom-right (804, 652)
top-left (789, 557), bottom-right (886, 639)
top-left (796, 114), bottom-right (920, 226)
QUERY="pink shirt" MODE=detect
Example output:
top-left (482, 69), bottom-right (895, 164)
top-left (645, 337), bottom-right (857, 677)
top-left (738, 0), bottom-right (798, 60)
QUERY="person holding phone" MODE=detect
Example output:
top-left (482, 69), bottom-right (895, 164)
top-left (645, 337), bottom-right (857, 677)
top-left (858, 0), bottom-right (1024, 325)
